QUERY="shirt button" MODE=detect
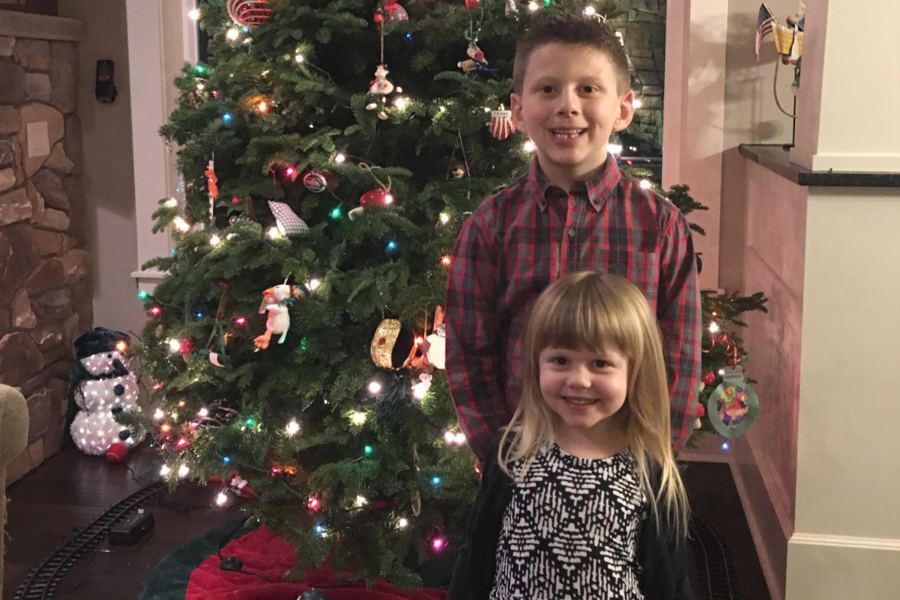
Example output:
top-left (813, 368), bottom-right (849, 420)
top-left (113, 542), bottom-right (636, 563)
top-left (568, 229), bottom-right (576, 238)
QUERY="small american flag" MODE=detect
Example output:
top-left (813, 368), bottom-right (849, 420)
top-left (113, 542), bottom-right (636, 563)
top-left (755, 3), bottom-right (775, 59)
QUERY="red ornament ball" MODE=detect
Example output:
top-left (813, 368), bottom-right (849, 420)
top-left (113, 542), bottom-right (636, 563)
top-left (465, 0), bottom-right (480, 9)
top-left (107, 442), bottom-right (128, 464)
top-left (373, 13), bottom-right (384, 24)
top-left (227, 0), bottom-right (272, 29)
top-left (697, 403), bottom-right (706, 418)
top-left (360, 189), bottom-right (393, 209)
top-left (180, 338), bottom-right (195, 355)
top-left (702, 371), bottom-right (717, 386)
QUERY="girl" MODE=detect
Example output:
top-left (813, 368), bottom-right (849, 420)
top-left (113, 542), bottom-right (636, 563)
top-left (448, 271), bottom-right (692, 600)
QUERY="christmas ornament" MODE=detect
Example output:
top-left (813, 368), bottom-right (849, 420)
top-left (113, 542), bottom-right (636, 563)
top-left (360, 188), bottom-right (393, 209)
top-left (383, 0), bottom-right (408, 21)
top-left (268, 201), bottom-right (309, 237)
top-left (707, 367), bottom-right (759, 439)
top-left (703, 371), bottom-right (717, 386)
top-left (254, 284), bottom-right (305, 349)
top-left (425, 306), bottom-right (446, 369)
top-left (206, 159), bottom-right (219, 228)
top-left (449, 161), bottom-right (466, 178)
top-left (467, 45), bottom-right (485, 62)
top-left (465, 0), bottom-right (479, 9)
top-left (302, 169), bottom-right (328, 193)
top-left (505, 0), bottom-right (520, 19)
top-left (227, 0), bottom-right (272, 29)
top-left (69, 328), bottom-right (146, 458)
top-left (368, 64), bottom-right (394, 96)
top-left (371, 319), bottom-right (418, 370)
top-left (458, 59), bottom-right (478, 73)
top-left (490, 110), bottom-right (516, 140)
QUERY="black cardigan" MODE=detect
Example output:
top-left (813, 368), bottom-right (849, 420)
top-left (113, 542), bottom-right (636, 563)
top-left (447, 437), bottom-right (694, 600)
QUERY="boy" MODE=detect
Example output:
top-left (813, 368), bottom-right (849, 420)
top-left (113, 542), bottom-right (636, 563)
top-left (445, 14), bottom-right (701, 462)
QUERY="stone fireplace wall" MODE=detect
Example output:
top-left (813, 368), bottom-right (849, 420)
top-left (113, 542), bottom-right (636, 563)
top-left (0, 13), bottom-right (89, 484)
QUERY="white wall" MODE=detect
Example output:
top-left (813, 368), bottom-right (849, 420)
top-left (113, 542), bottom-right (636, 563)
top-left (57, 0), bottom-right (144, 336)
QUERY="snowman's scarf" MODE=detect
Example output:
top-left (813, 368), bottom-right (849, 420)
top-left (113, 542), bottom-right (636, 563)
top-left (66, 358), bottom-right (131, 428)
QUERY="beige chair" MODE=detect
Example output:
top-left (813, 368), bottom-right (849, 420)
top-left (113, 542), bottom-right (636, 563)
top-left (0, 385), bottom-right (29, 600)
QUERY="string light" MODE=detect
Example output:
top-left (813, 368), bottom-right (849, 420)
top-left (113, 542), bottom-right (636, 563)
top-left (268, 227), bottom-right (282, 239)
top-left (394, 96), bottom-right (407, 109)
top-left (368, 381), bottom-right (383, 395)
top-left (174, 217), bottom-right (190, 232)
top-left (441, 256), bottom-right (451, 266)
top-left (178, 465), bottom-right (190, 478)
top-left (364, 445), bottom-right (373, 455)
top-left (709, 322), bottom-right (720, 333)
top-left (330, 207), bottom-right (341, 219)
top-left (384, 194), bottom-right (394, 204)
top-left (386, 241), bottom-right (397, 251)
top-left (608, 140), bottom-right (623, 155)
top-left (307, 278), bottom-right (321, 291)
top-left (160, 465), bottom-right (171, 476)
top-left (294, 54), bottom-right (304, 63)
top-left (398, 518), bottom-right (409, 529)
top-left (350, 411), bottom-right (366, 426)
top-left (154, 409), bottom-right (165, 420)
top-left (226, 28), bottom-right (240, 41)
top-left (257, 101), bottom-right (268, 113)
top-left (355, 495), bottom-right (368, 507)
top-left (633, 99), bottom-right (643, 109)
top-left (287, 419), bottom-right (301, 435)
top-left (524, 140), bottom-right (536, 152)
top-left (528, 2), bottom-right (539, 10)
top-left (431, 476), bottom-right (442, 486)
top-left (583, 5), bottom-right (596, 16)
top-left (153, 383), bottom-right (163, 390)
top-left (439, 213), bottom-right (450, 224)
top-left (223, 456), bottom-right (231, 463)
top-left (285, 166), bottom-right (296, 177)
top-left (431, 537), bottom-right (446, 551)
top-left (161, 424), bottom-right (171, 433)
top-left (216, 492), bottom-right (228, 505)
top-left (188, 8), bottom-right (200, 20)
top-left (722, 442), bottom-right (730, 451)
top-left (196, 82), bottom-right (205, 92)
top-left (198, 408), bottom-right (209, 417)
top-left (138, 290), bottom-right (149, 300)
top-left (334, 153), bottom-right (346, 164)
top-left (315, 525), bottom-right (325, 535)
top-left (639, 179), bottom-right (652, 190)
top-left (165, 198), bottom-right (178, 208)
top-left (210, 235), bottom-right (221, 246)
top-left (176, 437), bottom-right (189, 448)
top-left (168, 339), bottom-right (182, 353)
top-left (223, 113), bottom-right (232, 123)
top-left (116, 341), bottom-right (128, 353)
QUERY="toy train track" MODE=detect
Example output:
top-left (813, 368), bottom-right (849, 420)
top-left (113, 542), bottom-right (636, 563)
top-left (13, 481), bottom-right (166, 600)
top-left (689, 513), bottom-right (741, 600)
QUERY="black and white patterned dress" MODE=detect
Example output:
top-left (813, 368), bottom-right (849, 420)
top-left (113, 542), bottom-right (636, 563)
top-left (490, 444), bottom-right (648, 600)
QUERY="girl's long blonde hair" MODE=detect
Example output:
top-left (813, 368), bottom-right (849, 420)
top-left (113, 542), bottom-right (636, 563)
top-left (498, 271), bottom-right (689, 534)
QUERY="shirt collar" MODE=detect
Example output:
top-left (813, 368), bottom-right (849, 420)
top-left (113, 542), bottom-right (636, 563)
top-left (527, 153), bottom-right (622, 212)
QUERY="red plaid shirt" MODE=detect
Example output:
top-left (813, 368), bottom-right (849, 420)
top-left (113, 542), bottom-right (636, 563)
top-left (445, 156), bottom-right (701, 460)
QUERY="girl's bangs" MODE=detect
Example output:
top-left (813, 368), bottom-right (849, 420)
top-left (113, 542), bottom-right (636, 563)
top-left (534, 281), bottom-right (632, 354)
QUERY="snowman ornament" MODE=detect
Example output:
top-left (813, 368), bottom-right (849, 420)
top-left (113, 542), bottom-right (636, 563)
top-left (69, 328), bottom-right (146, 462)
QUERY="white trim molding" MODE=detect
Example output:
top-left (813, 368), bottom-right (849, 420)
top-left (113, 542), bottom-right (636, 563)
top-left (790, 533), bottom-right (900, 551)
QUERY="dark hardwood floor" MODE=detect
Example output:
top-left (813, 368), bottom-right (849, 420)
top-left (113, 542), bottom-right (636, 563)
top-left (3, 444), bottom-right (771, 600)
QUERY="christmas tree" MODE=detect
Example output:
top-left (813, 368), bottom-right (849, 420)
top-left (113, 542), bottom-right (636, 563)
top-left (132, 0), bottom-right (765, 588)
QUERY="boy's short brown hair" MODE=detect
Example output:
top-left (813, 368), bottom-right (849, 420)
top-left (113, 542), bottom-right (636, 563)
top-left (513, 14), bottom-right (631, 95)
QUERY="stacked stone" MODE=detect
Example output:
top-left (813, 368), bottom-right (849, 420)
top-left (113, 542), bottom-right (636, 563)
top-left (610, 0), bottom-right (667, 152)
top-left (0, 34), bottom-right (89, 482)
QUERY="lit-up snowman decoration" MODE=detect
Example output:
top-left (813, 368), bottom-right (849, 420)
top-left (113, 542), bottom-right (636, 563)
top-left (69, 328), bottom-right (146, 461)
